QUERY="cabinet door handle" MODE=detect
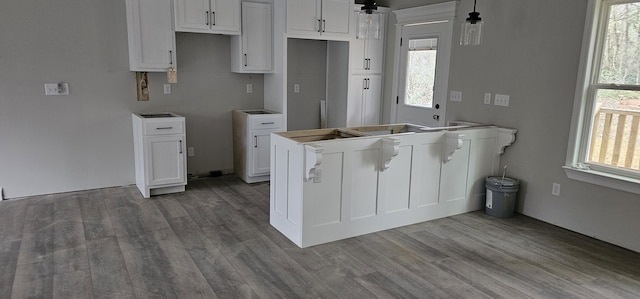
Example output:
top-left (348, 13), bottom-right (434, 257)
top-left (322, 19), bottom-right (326, 32)
top-left (366, 58), bottom-right (371, 70)
top-left (254, 136), bottom-right (258, 148)
top-left (205, 11), bottom-right (209, 25)
top-left (366, 78), bottom-right (370, 89)
top-left (212, 11), bottom-right (216, 25)
top-left (156, 127), bottom-right (173, 130)
top-left (169, 50), bottom-right (173, 65)
top-left (244, 53), bottom-right (247, 67)
top-left (363, 78), bottom-right (367, 90)
top-left (317, 19), bottom-right (322, 32)
top-left (261, 122), bottom-right (274, 125)
top-left (179, 140), bottom-right (183, 154)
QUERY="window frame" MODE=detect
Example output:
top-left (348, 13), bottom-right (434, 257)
top-left (565, 0), bottom-right (640, 194)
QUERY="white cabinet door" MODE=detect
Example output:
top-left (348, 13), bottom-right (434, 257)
top-left (126, 0), bottom-right (176, 71)
top-left (211, 0), bottom-right (241, 33)
top-left (321, 0), bottom-right (351, 37)
top-left (250, 131), bottom-right (273, 176)
top-left (350, 11), bottom-right (385, 74)
top-left (144, 135), bottom-right (186, 186)
top-left (347, 75), bottom-right (382, 127)
top-left (236, 2), bottom-right (272, 72)
top-left (175, 0), bottom-right (210, 31)
top-left (363, 75), bottom-right (382, 126)
top-left (287, 0), bottom-right (321, 36)
top-left (287, 0), bottom-right (350, 39)
top-left (175, 0), bottom-right (240, 34)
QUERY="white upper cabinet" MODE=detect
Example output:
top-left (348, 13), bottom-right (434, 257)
top-left (286, 0), bottom-right (351, 39)
top-left (350, 11), bottom-right (386, 74)
top-left (174, 0), bottom-right (241, 35)
top-left (125, 0), bottom-right (177, 72)
top-left (231, 2), bottom-right (273, 73)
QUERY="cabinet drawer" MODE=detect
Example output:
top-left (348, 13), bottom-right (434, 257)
top-left (250, 115), bottom-right (283, 130)
top-left (144, 120), bottom-right (184, 135)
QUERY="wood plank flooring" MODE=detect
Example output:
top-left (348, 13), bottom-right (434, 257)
top-left (1, 176), bottom-right (640, 298)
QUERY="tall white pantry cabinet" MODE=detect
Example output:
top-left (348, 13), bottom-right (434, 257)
top-left (132, 113), bottom-right (187, 198)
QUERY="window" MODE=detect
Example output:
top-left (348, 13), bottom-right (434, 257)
top-left (405, 38), bottom-right (438, 108)
top-left (566, 0), bottom-right (640, 194)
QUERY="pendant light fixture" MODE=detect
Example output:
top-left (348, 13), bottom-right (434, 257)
top-left (358, 0), bottom-right (381, 39)
top-left (460, 0), bottom-right (483, 46)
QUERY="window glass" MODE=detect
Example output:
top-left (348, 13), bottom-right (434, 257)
top-left (404, 38), bottom-right (437, 108)
top-left (598, 2), bottom-right (640, 85)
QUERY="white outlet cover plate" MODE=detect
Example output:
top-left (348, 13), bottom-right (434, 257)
top-left (44, 83), bottom-right (69, 95)
top-left (246, 84), bottom-right (253, 93)
top-left (450, 91), bottom-right (462, 102)
top-left (495, 94), bottom-right (510, 107)
top-left (294, 84), bottom-right (300, 93)
top-left (552, 183), bottom-right (561, 196)
top-left (163, 84), bottom-right (171, 94)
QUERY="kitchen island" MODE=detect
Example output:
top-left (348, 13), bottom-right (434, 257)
top-left (269, 123), bottom-right (517, 248)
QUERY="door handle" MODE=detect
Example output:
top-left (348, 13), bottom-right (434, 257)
top-left (179, 140), bottom-right (183, 154)
top-left (244, 54), bottom-right (247, 67)
top-left (318, 19), bottom-right (322, 32)
top-left (169, 50), bottom-right (173, 66)
top-left (322, 19), bottom-right (326, 32)
top-left (212, 11), bottom-right (216, 25)
top-left (156, 127), bottom-right (173, 130)
top-left (254, 136), bottom-right (257, 148)
top-left (205, 11), bottom-right (209, 25)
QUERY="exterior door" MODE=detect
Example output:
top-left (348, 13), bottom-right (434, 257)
top-left (395, 21), bottom-right (452, 127)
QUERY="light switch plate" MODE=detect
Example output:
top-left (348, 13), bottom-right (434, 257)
top-left (450, 91), bottom-right (462, 102)
top-left (484, 93), bottom-right (492, 104)
top-left (294, 84), bottom-right (300, 93)
top-left (246, 84), bottom-right (253, 94)
top-left (495, 94), bottom-right (510, 106)
top-left (163, 84), bottom-right (171, 95)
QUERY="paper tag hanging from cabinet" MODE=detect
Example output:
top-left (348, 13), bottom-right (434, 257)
top-left (167, 67), bottom-right (177, 83)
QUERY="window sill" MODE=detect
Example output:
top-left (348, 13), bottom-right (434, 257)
top-left (563, 166), bottom-right (640, 195)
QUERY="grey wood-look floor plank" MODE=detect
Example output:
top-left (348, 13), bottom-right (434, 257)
top-left (166, 216), bottom-right (248, 293)
top-left (0, 198), bottom-right (28, 242)
top-left (11, 256), bottom-right (54, 299)
top-left (86, 236), bottom-right (136, 299)
top-left (53, 270), bottom-right (94, 299)
top-left (53, 195), bottom-right (90, 275)
top-left (79, 190), bottom-right (115, 240)
top-left (105, 195), bottom-right (170, 237)
top-left (17, 203), bottom-right (54, 265)
top-left (154, 194), bottom-right (190, 219)
top-left (118, 227), bottom-right (217, 298)
top-left (0, 240), bottom-right (21, 299)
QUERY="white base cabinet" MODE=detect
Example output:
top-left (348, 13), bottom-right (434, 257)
top-left (233, 110), bottom-right (284, 183)
top-left (270, 124), bottom-right (517, 248)
top-left (132, 113), bottom-right (187, 198)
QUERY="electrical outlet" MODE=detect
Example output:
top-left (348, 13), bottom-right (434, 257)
top-left (246, 84), bottom-right (253, 94)
top-left (495, 94), bottom-right (510, 106)
top-left (450, 91), bottom-right (462, 102)
top-left (44, 83), bottom-right (69, 95)
top-left (163, 84), bottom-right (171, 95)
top-left (484, 93), bottom-right (492, 104)
top-left (187, 147), bottom-right (195, 157)
top-left (294, 84), bottom-right (300, 93)
top-left (552, 183), bottom-right (561, 196)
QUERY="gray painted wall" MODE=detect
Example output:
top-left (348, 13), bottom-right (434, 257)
top-left (384, 0), bottom-right (640, 253)
top-left (0, 0), bottom-right (263, 198)
top-left (287, 39), bottom-right (328, 131)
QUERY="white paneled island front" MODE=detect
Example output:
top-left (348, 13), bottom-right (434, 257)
top-left (269, 124), bottom-right (517, 248)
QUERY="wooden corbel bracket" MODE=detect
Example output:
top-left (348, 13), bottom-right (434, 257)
top-left (304, 144), bottom-right (323, 182)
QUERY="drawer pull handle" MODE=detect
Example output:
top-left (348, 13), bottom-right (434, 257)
top-left (156, 127), bottom-right (173, 130)
top-left (261, 122), bottom-right (275, 125)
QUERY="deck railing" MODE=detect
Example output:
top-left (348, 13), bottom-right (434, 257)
top-left (589, 107), bottom-right (640, 170)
